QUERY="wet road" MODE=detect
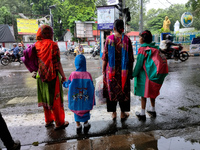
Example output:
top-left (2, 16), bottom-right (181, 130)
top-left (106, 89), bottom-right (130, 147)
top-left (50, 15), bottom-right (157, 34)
top-left (0, 55), bottom-right (200, 149)
top-left (0, 55), bottom-right (102, 102)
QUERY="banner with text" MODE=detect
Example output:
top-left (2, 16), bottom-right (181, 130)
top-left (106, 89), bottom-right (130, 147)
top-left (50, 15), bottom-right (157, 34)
top-left (17, 19), bottom-right (38, 35)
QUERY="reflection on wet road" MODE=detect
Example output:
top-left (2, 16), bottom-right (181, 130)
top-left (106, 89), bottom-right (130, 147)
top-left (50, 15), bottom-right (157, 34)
top-left (0, 55), bottom-right (200, 149)
top-left (0, 55), bottom-right (102, 102)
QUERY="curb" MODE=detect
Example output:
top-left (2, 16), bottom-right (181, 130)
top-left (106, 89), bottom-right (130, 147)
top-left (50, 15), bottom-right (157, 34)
top-left (189, 53), bottom-right (200, 57)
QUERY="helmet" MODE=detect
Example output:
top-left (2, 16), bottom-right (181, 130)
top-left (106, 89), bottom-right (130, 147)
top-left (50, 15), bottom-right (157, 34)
top-left (13, 43), bottom-right (17, 46)
top-left (166, 34), bottom-right (171, 40)
top-left (18, 43), bottom-right (22, 47)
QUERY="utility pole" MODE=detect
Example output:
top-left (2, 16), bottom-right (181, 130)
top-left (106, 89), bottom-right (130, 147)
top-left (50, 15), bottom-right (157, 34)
top-left (122, 0), bottom-right (126, 33)
top-left (139, 0), bottom-right (143, 33)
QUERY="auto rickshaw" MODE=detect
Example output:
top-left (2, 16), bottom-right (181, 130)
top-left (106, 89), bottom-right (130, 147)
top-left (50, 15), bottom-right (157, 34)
top-left (74, 44), bottom-right (84, 56)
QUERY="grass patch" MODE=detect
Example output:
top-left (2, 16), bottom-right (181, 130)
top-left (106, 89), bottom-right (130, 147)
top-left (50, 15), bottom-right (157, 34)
top-left (178, 105), bottom-right (200, 111)
top-left (178, 106), bottom-right (189, 111)
top-left (189, 105), bottom-right (200, 108)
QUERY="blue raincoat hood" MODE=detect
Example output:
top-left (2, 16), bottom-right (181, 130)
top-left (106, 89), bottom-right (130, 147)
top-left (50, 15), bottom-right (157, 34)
top-left (75, 54), bottom-right (86, 71)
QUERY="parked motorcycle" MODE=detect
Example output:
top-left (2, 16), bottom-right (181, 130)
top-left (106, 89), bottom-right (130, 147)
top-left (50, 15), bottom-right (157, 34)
top-left (0, 52), bottom-right (4, 59)
top-left (92, 45), bottom-right (100, 57)
top-left (64, 48), bottom-right (75, 56)
top-left (159, 44), bottom-right (189, 62)
top-left (1, 51), bottom-right (23, 66)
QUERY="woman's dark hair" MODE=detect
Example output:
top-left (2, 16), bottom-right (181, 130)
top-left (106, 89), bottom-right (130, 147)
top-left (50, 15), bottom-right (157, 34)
top-left (139, 30), bottom-right (152, 43)
top-left (114, 19), bottom-right (124, 34)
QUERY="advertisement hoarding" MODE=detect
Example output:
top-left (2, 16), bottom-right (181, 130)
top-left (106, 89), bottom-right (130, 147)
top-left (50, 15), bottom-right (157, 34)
top-left (97, 6), bottom-right (119, 30)
top-left (75, 22), bottom-right (93, 38)
top-left (17, 19), bottom-right (38, 35)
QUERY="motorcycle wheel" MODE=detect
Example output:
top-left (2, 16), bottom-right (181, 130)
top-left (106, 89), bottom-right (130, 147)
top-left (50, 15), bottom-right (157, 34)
top-left (19, 59), bottom-right (23, 64)
top-left (64, 51), bottom-right (69, 56)
top-left (1, 58), bottom-right (9, 66)
top-left (92, 53), bottom-right (96, 57)
top-left (179, 52), bottom-right (189, 62)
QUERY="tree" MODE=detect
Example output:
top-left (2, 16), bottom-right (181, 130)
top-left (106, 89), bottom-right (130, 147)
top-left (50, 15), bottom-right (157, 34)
top-left (144, 4), bottom-right (190, 33)
top-left (58, 0), bottom-right (96, 41)
top-left (186, 0), bottom-right (200, 16)
top-left (144, 8), bottom-right (166, 32)
top-left (126, 0), bottom-right (149, 31)
top-left (186, 0), bottom-right (200, 30)
top-left (95, 0), bottom-right (107, 6)
top-left (0, 6), bottom-right (12, 24)
top-left (0, 0), bottom-right (34, 41)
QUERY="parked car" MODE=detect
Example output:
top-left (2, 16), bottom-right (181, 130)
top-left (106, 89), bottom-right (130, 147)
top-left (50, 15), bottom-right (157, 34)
top-left (80, 44), bottom-right (93, 53)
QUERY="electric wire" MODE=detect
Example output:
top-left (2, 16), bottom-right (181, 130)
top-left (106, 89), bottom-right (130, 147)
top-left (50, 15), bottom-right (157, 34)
top-left (157, 0), bottom-right (168, 8)
top-left (166, 0), bottom-right (173, 5)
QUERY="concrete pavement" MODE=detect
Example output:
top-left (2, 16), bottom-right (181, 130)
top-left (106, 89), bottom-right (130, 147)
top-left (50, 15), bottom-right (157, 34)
top-left (1, 56), bottom-right (200, 149)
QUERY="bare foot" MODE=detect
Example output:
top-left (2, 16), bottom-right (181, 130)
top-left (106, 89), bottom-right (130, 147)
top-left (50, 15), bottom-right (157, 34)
top-left (121, 112), bottom-right (129, 121)
top-left (112, 112), bottom-right (117, 120)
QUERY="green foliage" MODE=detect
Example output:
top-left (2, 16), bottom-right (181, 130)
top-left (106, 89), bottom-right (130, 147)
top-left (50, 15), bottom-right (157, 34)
top-left (158, 28), bottom-right (164, 34)
top-left (186, 0), bottom-right (200, 16)
top-left (145, 4), bottom-right (188, 33)
top-left (186, 0), bottom-right (200, 30)
top-left (0, 6), bottom-right (12, 24)
top-left (95, 0), bottom-right (107, 6)
top-left (0, 0), bottom-right (96, 41)
top-left (145, 9), bottom-right (167, 33)
top-left (59, 0), bottom-right (96, 41)
top-left (127, 0), bottom-right (149, 31)
top-left (2, 0), bottom-right (199, 42)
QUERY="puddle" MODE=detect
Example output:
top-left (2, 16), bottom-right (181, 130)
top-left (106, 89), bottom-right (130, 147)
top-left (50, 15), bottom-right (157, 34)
top-left (131, 136), bottom-right (200, 150)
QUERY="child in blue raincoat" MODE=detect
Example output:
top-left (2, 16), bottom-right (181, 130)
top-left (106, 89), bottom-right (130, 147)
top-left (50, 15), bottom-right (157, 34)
top-left (63, 54), bottom-right (95, 134)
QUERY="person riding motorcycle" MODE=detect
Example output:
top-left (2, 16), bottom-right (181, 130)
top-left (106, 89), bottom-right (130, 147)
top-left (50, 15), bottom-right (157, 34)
top-left (165, 34), bottom-right (181, 58)
top-left (12, 43), bottom-right (20, 61)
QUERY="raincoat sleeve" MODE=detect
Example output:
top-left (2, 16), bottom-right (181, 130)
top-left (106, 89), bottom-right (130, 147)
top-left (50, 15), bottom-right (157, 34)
top-left (63, 80), bottom-right (71, 88)
top-left (132, 49), bottom-right (146, 77)
top-left (63, 74), bottom-right (72, 88)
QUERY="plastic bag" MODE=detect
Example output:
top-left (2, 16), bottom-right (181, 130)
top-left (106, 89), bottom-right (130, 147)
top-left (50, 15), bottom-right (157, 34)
top-left (95, 75), bottom-right (106, 106)
top-left (159, 40), bottom-right (167, 50)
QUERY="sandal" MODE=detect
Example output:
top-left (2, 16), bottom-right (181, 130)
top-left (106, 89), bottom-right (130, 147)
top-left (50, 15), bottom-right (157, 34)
top-left (45, 121), bottom-right (54, 127)
top-left (121, 112), bottom-right (129, 122)
top-left (54, 121), bottom-right (69, 131)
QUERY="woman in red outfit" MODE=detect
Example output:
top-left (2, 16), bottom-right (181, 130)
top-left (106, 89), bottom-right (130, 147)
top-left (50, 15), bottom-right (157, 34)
top-left (35, 25), bottom-right (69, 130)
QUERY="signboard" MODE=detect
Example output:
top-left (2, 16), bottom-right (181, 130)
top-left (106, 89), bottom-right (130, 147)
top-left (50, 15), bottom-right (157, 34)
top-left (107, 0), bottom-right (119, 5)
top-left (75, 21), bottom-right (94, 38)
top-left (181, 12), bottom-right (193, 28)
top-left (97, 6), bottom-right (119, 30)
top-left (190, 44), bottom-right (200, 54)
top-left (17, 19), bottom-right (38, 35)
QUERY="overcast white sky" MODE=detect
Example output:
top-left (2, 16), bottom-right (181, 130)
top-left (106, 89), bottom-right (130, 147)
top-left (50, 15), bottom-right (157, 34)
top-left (146, 0), bottom-right (189, 12)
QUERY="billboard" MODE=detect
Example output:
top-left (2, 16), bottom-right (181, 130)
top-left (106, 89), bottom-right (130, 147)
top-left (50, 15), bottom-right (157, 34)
top-left (97, 6), bottom-right (119, 30)
top-left (17, 19), bottom-right (38, 35)
top-left (75, 21), bottom-right (94, 38)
